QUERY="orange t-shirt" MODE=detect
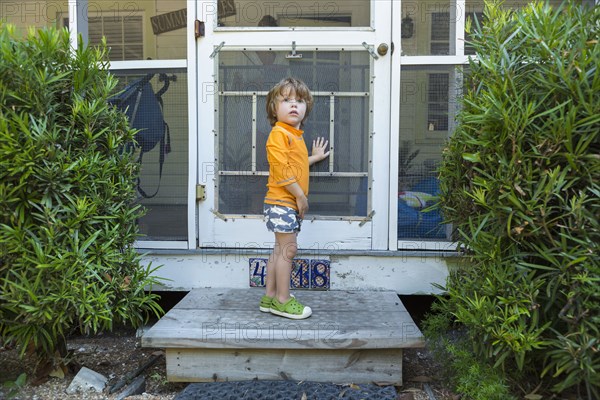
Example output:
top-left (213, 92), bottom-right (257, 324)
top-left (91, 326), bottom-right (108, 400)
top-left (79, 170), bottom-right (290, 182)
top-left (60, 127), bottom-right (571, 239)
top-left (264, 122), bottom-right (309, 210)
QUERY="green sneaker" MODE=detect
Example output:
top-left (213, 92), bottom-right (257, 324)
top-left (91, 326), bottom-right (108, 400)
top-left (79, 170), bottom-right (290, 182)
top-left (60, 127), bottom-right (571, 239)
top-left (259, 294), bottom-right (294, 313)
top-left (270, 296), bottom-right (312, 320)
top-left (259, 295), bottom-right (272, 312)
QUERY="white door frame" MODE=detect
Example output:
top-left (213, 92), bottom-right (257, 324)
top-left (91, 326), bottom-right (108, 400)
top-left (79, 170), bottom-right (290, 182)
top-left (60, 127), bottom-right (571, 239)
top-left (390, 0), bottom-right (466, 252)
top-left (195, 1), bottom-right (394, 251)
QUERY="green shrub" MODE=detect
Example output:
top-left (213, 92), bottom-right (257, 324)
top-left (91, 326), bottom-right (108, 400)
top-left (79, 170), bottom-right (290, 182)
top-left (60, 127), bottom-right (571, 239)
top-left (438, 1), bottom-right (599, 397)
top-left (423, 307), bottom-right (517, 400)
top-left (0, 26), bottom-right (163, 363)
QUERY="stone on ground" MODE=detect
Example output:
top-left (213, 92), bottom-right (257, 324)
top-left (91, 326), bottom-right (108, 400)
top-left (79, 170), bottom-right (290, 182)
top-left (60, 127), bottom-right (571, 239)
top-left (65, 366), bottom-right (108, 394)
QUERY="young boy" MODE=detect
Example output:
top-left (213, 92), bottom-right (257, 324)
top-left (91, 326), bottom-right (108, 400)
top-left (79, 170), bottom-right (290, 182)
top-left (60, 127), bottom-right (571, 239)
top-left (260, 77), bottom-right (329, 319)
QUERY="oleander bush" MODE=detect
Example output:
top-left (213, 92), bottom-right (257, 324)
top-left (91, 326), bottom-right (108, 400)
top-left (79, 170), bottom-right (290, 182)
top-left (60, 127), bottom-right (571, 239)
top-left (0, 26), bottom-right (163, 365)
top-left (437, 1), bottom-right (599, 397)
top-left (423, 311), bottom-right (517, 400)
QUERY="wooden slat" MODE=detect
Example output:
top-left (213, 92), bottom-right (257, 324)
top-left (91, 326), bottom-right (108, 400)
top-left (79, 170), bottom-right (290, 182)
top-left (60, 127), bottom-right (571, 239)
top-left (142, 289), bottom-right (424, 350)
top-left (166, 348), bottom-right (403, 385)
top-left (174, 288), bottom-right (408, 312)
top-left (141, 289), bottom-right (425, 384)
top-left (143, 309), bottom-right (422, 349)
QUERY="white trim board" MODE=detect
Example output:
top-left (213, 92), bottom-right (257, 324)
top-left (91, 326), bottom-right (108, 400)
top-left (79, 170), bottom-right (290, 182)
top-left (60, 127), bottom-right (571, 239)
top-left (142, 252), bottom-right (452, 295)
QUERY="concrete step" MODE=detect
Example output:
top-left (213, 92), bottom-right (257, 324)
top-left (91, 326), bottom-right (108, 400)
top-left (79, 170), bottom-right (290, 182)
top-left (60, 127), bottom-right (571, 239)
top-left (142, 288), bottom-right (424, 384)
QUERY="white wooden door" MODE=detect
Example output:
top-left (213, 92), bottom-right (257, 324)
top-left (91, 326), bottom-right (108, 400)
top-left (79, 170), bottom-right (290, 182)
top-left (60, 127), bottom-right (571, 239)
top-left (196, 0), bottom-right (394, 251)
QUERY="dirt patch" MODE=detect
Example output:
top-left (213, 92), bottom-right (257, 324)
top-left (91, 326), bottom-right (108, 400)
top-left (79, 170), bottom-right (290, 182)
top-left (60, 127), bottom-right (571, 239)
top-left (0, 328), bottom-right (186, 400)
top-left (1, 330), bottom-right (457, 400)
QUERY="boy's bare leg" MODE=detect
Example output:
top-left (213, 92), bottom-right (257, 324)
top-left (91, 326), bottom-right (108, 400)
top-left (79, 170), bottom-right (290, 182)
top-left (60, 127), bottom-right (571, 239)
top-left (265, 240), bottom-right (279, 298)
top-left (269, 232), bottom-right (297, 303)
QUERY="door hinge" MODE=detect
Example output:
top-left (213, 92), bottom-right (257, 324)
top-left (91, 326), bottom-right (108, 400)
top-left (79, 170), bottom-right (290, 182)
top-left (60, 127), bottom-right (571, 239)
top-left (196, 184), bottom-right (206, 201)
top-left (195, 20), bottom-right (205, 39)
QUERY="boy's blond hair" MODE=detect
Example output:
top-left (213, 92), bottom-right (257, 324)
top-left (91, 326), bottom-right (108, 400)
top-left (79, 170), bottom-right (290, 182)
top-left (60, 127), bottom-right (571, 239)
top-left (266, 77), bottom-right (314, 127)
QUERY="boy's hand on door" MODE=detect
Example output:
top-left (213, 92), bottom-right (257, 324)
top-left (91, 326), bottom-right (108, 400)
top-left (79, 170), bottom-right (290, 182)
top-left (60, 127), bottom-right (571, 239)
top-left (309, 137), bottom-right (330, 165)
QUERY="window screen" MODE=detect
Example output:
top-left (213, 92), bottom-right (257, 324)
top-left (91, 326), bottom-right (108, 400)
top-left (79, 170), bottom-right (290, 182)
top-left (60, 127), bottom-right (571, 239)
top-left (110, 69), bottom-right (189, 241)
top-left (427, 73), bottom-right (450, 132)
top-left (217, 50), bottom-right (371, 217)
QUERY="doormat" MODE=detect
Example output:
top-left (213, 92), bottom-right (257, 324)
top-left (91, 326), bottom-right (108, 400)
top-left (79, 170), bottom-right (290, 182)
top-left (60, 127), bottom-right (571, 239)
top-left (174, 380), bottom-right (397, 400)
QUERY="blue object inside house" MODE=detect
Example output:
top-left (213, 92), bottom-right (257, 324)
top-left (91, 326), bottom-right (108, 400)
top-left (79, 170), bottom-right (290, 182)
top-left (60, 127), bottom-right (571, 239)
top-left (397, 177), bottom-right (446, 239)
top-left (109, 78), bottom-right (165, 153)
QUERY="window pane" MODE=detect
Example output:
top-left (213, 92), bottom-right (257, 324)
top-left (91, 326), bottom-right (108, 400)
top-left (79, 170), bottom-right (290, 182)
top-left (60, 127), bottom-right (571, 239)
top-left (217, 0), bottom-right (370, 28)
top-left (103, 19), bottom-right (124, 43)
top-left (219, 176), bottom-right (267, 215)
top-left (82, 0), bottom-right (187, 61)
top-left (217, 50), bottom-right (371, 217)
top-left (400, 0), bottom-right (592, 57)
top-left (218, 176), bottom-right (369, 217)
top-left (310, 177), bottom-right (368, 216)
top-left (0, 1), bottom-right (68, 35)
top-left (400, 0), bottom-right (453, 56)
top-left (110, 68), bottom-right (189, 241)
top-left (124, 45), bottom-right (144, 60)
top-left (428, 73), bottom-right (450, 131)
top-left (430, 13), bottom-right (449, 40)
top-left (88, 17), bottom-right (103, 42)
top-left (124, 16), bottom-right (143, 42)
top-left (108, 45), bottom-right (125, 60)
top-left (330, 97), bottom-right (369, 172)
top-left (464, 0), bottom-right (591, 55)
top-left (398, 66), bottom-right (458, 241)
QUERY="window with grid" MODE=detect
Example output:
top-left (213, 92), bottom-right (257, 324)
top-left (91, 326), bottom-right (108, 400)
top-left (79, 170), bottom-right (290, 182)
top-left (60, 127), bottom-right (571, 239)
top-left (430, 13), bottom-right (450, 55)
top-left (427, 73), bottom-right (449, 131)
top-left (217, 50), bottom-right (371, 217)
top-left (88, 14), bottom-right (143, 61)
top-left (430, 11), bottom-right (485, 56)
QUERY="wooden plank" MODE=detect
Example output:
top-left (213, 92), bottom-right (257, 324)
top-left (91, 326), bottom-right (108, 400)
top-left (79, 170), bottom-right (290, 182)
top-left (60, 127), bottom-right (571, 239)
top-left (174, 288), bottom-right (409, 312)
top-left (142, 288), bottom-right (424, 349)
top-left (149, 308), bottom-right (415, 331)
top-left (166, 348), bottom-right (403, 385)
top-left (142, 309), bottom-right (423, 350)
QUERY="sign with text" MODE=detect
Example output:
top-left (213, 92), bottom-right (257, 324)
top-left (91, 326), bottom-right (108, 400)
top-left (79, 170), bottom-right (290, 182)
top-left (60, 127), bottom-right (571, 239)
top-left (150, 8), bottom-right (187, 35)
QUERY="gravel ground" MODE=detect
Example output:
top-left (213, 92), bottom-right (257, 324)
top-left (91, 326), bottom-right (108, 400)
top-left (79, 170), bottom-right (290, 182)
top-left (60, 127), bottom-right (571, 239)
top-left (1, 329), bottom-right (457, 400)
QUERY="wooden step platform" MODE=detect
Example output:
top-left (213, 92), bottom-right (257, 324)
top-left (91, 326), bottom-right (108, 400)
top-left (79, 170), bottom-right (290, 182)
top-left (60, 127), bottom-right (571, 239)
top-left (141, 288), bottom-right (424, 384)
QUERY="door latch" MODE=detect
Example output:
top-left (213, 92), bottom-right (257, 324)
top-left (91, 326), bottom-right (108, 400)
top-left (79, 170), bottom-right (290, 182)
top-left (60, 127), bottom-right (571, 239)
top-left (286, 41), bottom-right (303, 59)
top-left (362, 42), bottom-right (379, 60)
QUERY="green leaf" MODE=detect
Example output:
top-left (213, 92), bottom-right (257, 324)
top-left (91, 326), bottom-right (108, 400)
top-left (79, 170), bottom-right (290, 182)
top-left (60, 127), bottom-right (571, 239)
top-left (0, 25), bottom-right (163, 364)
top-left (462, 152), bottom-right (481, 163)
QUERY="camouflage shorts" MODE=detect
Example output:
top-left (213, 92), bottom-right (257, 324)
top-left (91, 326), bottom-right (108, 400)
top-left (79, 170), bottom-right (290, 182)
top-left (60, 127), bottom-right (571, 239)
top-left (263, 204), bottom-right (302, 233)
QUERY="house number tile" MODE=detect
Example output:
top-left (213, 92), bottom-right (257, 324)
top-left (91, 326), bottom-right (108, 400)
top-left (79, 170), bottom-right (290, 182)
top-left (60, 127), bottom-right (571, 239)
top-left (249, 258), bottom-right (267, 287)
top-left (291, 259), bottom-right (310, 289)
top-left (310, 259), bottom-right (331, 290)
top-left (249, 258), bottom-right (330, 289)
